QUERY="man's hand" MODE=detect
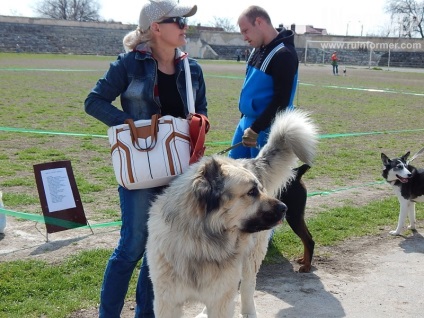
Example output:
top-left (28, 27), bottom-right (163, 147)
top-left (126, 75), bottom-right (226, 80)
top-left (242, 127), bottom-right (258, 147)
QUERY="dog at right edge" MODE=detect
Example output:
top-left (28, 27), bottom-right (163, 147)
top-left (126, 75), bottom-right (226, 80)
top-left (381, 152), bottom-right (424, 235)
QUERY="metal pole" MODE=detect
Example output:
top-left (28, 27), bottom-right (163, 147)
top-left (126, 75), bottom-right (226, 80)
top-left (368, 43), bottom-right (372, 69)
top-left (296, 79), bottom-right (300, 107)
top-left (304, 41), bottom-right (308, 65)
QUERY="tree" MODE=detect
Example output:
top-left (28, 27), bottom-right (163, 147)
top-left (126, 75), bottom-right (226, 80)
top-left (385, 0), bottom-right (424, 38)
top-left (35, 0), bottom-right (101, 22)
top-left (210, 17), bottom-right (237, 32)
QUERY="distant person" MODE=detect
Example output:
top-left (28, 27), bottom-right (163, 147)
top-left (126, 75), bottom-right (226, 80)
top-left (0, 191), bottom-right (5, 234)
top-left (331, 51), bottom-right (339, 75)
top-left (244, 48), bottom-right (250, 62)
top-left (236, 48), bottom-right (241, 62)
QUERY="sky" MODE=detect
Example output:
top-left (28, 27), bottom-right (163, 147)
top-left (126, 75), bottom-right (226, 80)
top-left (0, 0), bottom-right (392, 36)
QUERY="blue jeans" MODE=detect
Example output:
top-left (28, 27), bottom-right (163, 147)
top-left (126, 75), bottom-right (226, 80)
top-left (99, 186), bottom-right (163, 318)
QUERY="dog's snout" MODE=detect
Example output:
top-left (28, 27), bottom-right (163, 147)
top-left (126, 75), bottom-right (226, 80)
top-left (241, 198), bottom-right (288, 233)
top-left (264, 200), bottom-right (286, 223)
top-left (277, 201), bottom-right (287, 222)
top-left (278, 201), bottom-right (287, 213)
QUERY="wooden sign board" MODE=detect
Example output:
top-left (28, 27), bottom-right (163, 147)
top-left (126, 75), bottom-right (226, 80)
top-left (33, 160), bottom-right (88, 234)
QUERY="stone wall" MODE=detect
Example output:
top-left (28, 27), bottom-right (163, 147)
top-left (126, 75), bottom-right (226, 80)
top-left (1, 16), bottom-right (133, 55)
top-left (1, 15), bottom-right (424, 67)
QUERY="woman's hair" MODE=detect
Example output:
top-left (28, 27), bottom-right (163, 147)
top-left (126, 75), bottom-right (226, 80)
top-left (122, 27), bottom-right (153, 52)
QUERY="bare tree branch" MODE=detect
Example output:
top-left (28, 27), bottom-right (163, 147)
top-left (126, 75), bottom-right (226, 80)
top-left (210, 17), bottom-right (237, 32)
top-left (35, 0), bottom-right (101, 22)
top-left (385, 0), bottom-right (424, 38)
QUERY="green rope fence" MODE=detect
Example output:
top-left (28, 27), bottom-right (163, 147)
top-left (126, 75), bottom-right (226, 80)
top-left (0, 125), bottom-right (416, 229)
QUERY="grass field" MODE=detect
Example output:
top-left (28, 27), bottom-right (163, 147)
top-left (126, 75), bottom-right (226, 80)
top-left (0, 53), bottom-right (424, 317)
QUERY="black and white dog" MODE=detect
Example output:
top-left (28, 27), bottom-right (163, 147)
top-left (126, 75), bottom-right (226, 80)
top-left (381, 152), bottom-right (424, 235)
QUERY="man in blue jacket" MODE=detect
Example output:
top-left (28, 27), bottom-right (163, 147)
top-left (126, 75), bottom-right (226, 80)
top-left (229, 5), bottom-right (298, 158)
top-left (229, 6), bottom-right (315, 273)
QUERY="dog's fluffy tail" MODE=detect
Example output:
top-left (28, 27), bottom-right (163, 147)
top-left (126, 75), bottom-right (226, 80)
top-left (266, 109), bottom-right (318, 166)
top-left (255, 109), bottom-right (319, 194)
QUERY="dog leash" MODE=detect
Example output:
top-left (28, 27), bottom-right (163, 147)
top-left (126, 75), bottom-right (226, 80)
top-left (408, 147), bottom-right (424, 163)
top-left (215, 142), bottom-right (243, 155)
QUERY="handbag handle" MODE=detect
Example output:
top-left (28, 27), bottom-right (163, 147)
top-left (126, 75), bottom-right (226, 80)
top-left (184, 57), bottom-right (195, 115)
top-left (125, 115), bottom-right (159, 151)
top-left (184, 55), bottom-right (210, 164)
top-left (189, 113), bottom-right (210, 164)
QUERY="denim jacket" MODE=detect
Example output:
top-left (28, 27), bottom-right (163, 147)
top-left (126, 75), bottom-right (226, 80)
top-left (84, 43), bottom-right (207, 127)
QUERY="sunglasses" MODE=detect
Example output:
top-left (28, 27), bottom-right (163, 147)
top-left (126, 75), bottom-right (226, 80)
top-left (158, 17), bottom-right (188, 30)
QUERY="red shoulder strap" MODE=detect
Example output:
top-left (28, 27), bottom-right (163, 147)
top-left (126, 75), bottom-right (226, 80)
top-left (189, 114), bottom-right (210, 164)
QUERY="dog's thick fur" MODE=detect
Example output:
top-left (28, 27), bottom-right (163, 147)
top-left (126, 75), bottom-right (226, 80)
top-left (381, 152), bottom-right (424, 235)
top-left (146, 110), bottom-right (318, 318)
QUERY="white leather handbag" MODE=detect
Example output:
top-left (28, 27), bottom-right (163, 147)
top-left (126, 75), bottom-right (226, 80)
top-left (107, 57), bottom-right (204, 190)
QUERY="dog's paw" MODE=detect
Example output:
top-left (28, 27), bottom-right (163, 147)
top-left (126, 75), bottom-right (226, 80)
top-left (296, 258), bottom-right (312, 272)
top-left (298, 264), bottom-right (312, 273)
top-left (241, 314), bottom-right (257, 318)
top-left (389, 230), bottom-right (401, 236)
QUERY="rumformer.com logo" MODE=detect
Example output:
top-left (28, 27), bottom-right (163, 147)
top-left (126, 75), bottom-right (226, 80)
top-left (319, 41), bottom-right (422, 51)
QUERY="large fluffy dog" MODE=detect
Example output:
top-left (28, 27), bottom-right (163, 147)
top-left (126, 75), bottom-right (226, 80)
top-left (381, 152), bottom-right (424, 235)
top-left (146, 110), bottom-right (318, 318)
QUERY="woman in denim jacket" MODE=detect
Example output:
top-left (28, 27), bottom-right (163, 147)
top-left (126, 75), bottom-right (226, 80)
top-left (84, 1), bottom-right (207, 317)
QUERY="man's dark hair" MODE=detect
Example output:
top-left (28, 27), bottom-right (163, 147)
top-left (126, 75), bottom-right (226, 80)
top-left (242, 5), bottom-right (272, 25)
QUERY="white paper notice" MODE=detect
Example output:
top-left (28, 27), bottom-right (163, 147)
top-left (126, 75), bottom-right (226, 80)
top-left (41, 168), bottom-right (76, 213)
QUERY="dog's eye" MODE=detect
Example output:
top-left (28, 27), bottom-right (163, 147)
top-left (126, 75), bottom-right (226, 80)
top-left (247, 187), bottom-right (259, 197)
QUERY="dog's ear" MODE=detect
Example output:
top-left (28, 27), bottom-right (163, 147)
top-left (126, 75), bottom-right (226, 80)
top-left (381, 153), bottom-right (390, 166)
top-left (192, 158), bottom-right (225, 214)
top-left (401, 151), bottom-right (410, 162)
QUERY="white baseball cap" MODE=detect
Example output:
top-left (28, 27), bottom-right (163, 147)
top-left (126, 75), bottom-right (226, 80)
top-left (139, 0), bottom-right (197, 32)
